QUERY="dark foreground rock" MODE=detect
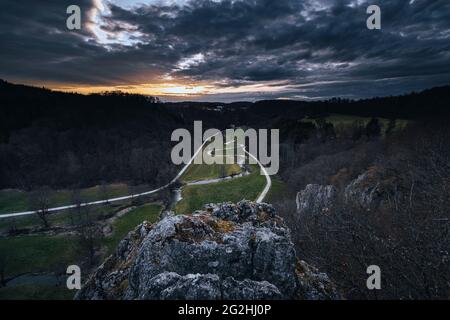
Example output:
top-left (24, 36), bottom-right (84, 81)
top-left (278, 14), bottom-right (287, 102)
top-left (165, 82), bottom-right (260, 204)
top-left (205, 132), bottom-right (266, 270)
top-left (75, 201), bottom-right (339, 300)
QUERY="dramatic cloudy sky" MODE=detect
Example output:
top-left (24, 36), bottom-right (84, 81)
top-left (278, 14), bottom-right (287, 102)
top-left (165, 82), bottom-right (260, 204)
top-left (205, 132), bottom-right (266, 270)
top-left (1, 0), bottom-right (449, 101)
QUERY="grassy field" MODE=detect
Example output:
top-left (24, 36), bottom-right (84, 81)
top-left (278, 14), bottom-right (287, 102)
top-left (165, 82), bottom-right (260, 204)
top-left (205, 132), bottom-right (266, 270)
top-left (0, 202), bottom-right (131, 234)
top-left (0, 234), bottom-right (81, 279)
top-left (0, 183), bottom-right (151, 215)
top-left (176, 129), bottom-right (285, 214)
top-left (0, 202), bottom-right (162, 299)
top-left (181, 163), bottom-right (242, 182)
top-left (0, 203), bottom-right (163, 279)
top-left (103, 203), bottom-right (162, 254)
top-left (265, 175), bottom-right (287, 203)
top-left (176, 165), bottom-right (266, 214)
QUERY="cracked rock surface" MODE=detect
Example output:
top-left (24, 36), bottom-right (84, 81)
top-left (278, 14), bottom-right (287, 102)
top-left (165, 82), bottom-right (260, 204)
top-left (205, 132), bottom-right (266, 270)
top-left (75, 201), bottom-right (340, 300)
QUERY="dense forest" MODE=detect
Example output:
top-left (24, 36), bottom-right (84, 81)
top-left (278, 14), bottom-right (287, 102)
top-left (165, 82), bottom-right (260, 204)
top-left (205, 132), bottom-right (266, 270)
top-left (0, 80), bottom-right (183, 189)
top-left (272, 117), bottom-right (449, 299)
top-left (0, 79), bottom-right (449, 192)
top-left (166, 85), bottom-right (450, 128)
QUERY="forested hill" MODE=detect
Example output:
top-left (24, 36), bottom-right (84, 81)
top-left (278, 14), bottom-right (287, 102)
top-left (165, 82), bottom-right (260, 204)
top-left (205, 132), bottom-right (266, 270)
top-left (246, 85), bottom-right (450, 120)
top-left (2, 79), bottom-right (449, 137)
top-left (313, 85), bottom-right (450, 119)
top-left (164, 85), bottom-right (450, 127)
top-left (0, 79), bottom-right (448, 190)
top-left (0, 80), bottom-right (183, 189)
top-left (0, 79), bottom-right (180, 143)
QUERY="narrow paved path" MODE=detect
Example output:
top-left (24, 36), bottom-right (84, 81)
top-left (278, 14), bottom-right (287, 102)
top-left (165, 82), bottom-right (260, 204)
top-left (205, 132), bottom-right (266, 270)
top-left (0, 132), bottom-right (271, 218)
top-left (206, 141), bottom-right (271, 203)
top-left (243, 146), bottom-right (272, 203)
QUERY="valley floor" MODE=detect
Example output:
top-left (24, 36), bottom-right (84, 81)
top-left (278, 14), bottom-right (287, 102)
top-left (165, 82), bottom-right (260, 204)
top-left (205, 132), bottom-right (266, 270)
top-left (0, 133), bottom-right (283, 299)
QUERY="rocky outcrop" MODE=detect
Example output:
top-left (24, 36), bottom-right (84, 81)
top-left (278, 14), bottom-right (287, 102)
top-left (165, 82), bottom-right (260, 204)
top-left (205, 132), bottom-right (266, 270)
top-left (75, 201), bottom-right (339, 300)
top-left (296, 184), bottom-right (337, 215)
top-left (140, 273), bottom-right (283, 300)
top-left (296, 260), bottom-right (341, 300)
top-left (296, 167), bottom-right (393, 215)
top-left (344, 168), bottom-right (386, 210)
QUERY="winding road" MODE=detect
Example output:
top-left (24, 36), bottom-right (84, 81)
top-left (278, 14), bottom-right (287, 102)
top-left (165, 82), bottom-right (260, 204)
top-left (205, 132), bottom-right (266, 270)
top-left (0, 132), bottom-right (272, 219)
top-left (205, 141), bottom-right (271, 203)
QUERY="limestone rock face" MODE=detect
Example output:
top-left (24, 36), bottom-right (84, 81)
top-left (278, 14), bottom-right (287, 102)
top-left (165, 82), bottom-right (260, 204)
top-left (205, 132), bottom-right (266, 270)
top-left (344, 171), bottom-right (384, 209)
top-left (75, 201), bottom-right (339, 300)
top-left (296, 184), bottom-right (337, 215)
top-left (296, 167), bottom-right (392, 216)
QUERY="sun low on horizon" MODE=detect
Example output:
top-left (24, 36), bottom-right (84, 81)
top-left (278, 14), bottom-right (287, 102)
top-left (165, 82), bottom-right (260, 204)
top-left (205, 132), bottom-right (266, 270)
top-left (1, 0), bottom-right (449, 102)
top-left (0, 0), bottom-right (449, 304)
top-left (51, 82), bottom-right (211, 98)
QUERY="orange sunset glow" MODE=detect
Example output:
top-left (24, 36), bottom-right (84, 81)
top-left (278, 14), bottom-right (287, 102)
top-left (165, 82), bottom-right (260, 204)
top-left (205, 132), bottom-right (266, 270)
top-left (52, 83), bottom-right (211, 97)
top-left (45, 80), bottom-right (291, 100)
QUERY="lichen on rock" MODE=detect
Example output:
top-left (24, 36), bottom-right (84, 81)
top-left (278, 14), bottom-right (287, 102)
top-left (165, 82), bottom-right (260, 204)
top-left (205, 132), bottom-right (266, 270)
top-left (75, 201), bottom-right (340, 300)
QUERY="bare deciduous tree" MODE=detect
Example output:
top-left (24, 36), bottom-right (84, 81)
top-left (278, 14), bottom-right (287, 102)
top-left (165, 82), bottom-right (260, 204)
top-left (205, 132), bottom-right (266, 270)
top-left (275, 123), bottom-right (450, 299)
top-left (76, 207), bottom-right (103, 267)
top-left (29, 186), bottom-right (52, 228)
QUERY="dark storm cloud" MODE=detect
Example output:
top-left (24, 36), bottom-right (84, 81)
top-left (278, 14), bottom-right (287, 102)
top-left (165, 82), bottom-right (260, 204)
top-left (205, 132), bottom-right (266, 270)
top-left (1, 0), bottom-right (449, 100)
top-left (0, 0), bottom-right (180, 85)
top-left (0, 0), bottom-right (104, 83)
